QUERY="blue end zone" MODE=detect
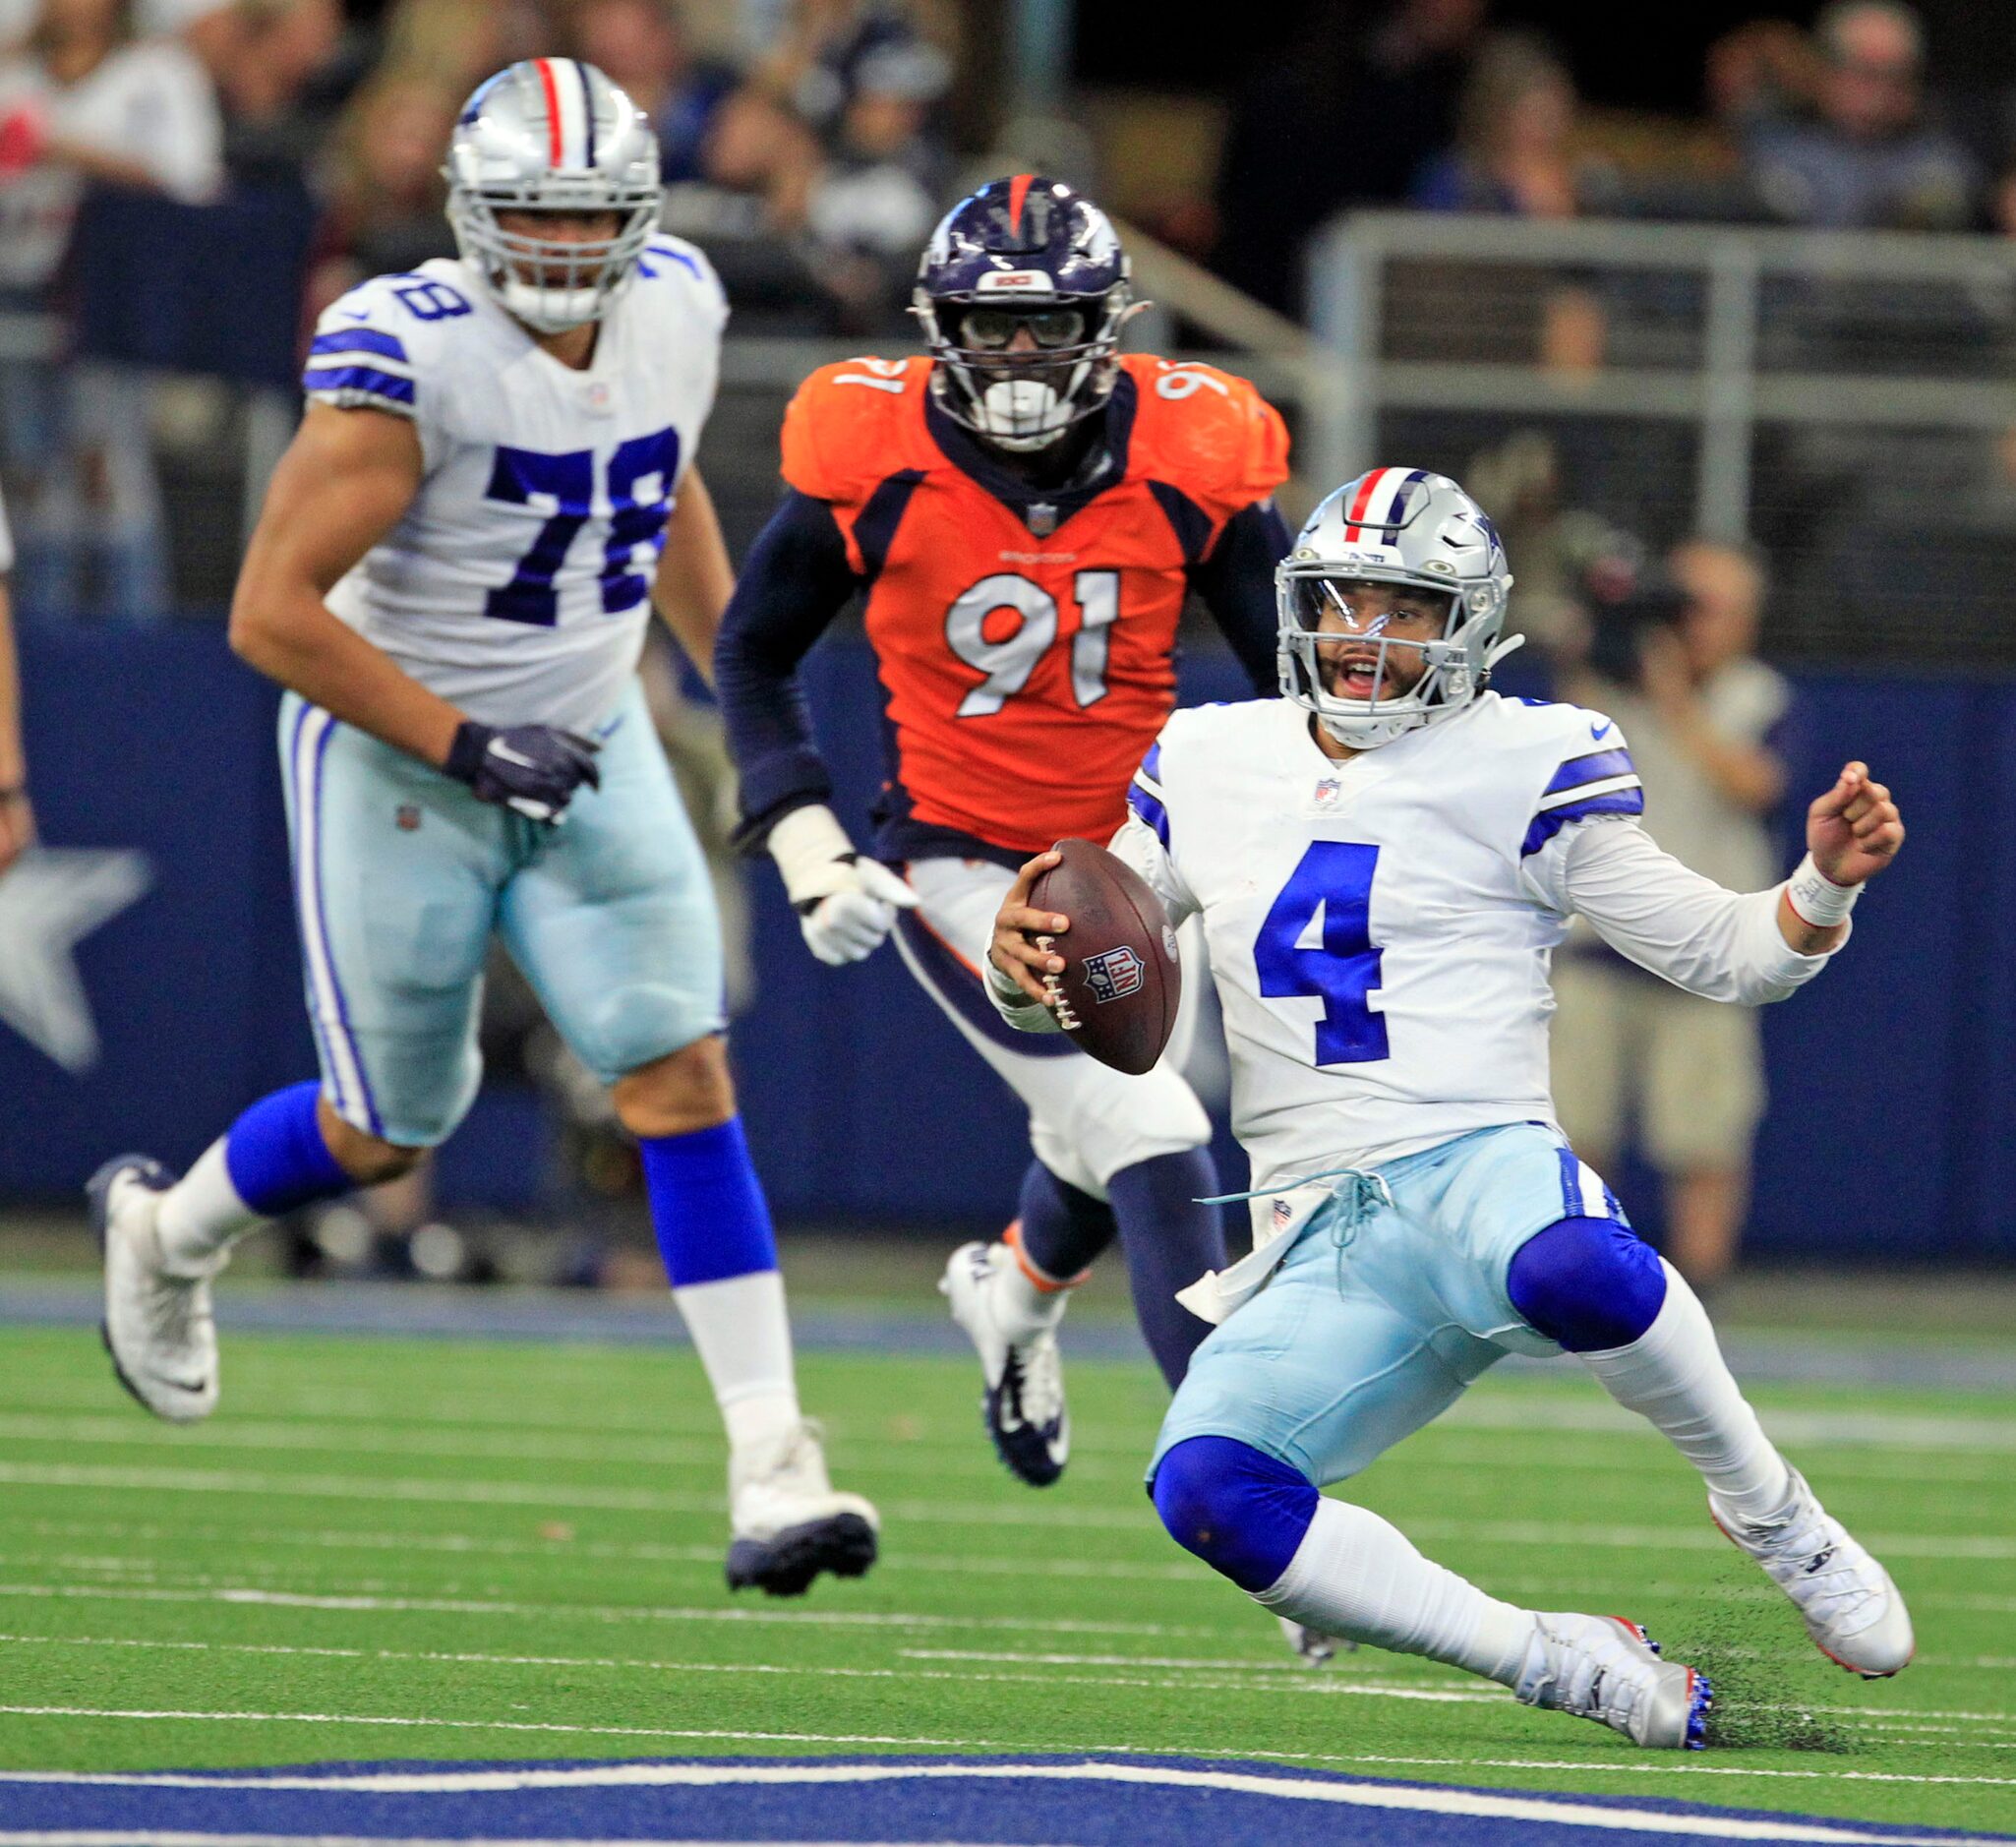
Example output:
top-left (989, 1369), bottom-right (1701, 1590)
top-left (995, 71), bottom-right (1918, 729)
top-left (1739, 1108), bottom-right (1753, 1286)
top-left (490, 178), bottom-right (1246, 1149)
top-left (0, 1753), bottom-right (2004, 1845)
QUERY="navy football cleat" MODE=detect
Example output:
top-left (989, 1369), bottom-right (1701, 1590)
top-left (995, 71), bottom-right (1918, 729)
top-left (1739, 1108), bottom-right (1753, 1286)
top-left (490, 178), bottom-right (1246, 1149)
top-left (725, 1422), bottom-right (879, 1596)
top-left (940, 1237), bottom-right (1070, 1487)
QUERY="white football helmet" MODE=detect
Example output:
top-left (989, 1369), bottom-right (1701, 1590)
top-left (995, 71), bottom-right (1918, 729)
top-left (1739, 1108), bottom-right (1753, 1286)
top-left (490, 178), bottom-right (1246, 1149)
top-left (445, 58), bottom-right (661, 334)
top-left (1277, 467), bottom-right (1519, 749)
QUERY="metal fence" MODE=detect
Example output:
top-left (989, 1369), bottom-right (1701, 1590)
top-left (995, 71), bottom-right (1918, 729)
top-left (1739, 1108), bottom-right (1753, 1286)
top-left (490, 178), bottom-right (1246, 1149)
top-left (1306, 212), bottom-right (2016, 666)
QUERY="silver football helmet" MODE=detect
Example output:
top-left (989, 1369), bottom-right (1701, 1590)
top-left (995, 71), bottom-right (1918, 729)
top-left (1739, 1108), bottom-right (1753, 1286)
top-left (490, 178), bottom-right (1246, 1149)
top-left (445, 59), bottom-right (661, 334)
top-left (1277, 467), bottom-right (1519, 749)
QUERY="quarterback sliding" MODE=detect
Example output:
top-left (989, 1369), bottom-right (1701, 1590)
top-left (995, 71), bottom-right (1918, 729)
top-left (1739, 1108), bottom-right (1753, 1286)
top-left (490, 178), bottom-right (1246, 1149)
top-left (987, 466), bottom-right (1910, 1750)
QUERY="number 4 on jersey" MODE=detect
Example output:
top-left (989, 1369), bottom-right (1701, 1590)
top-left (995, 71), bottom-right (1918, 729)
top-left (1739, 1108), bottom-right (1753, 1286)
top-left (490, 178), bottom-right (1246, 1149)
top-left (1254, 842), bottom-right (1389, 1065)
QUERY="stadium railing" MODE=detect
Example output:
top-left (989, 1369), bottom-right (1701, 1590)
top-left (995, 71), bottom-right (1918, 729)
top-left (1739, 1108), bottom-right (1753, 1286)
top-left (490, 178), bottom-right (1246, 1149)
top-left (1305, 211), bottom-right (2016, 665)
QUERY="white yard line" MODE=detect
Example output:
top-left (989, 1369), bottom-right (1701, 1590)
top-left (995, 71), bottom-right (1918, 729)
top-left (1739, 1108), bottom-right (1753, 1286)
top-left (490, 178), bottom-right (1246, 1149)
top-left (0, 1521), bottom-right (1204, 1584)
top-left (0, 1730), bottom-right (2010, 1824)
top-left (0, 1630), bottom-right (1503, 1707)
top-left (7, 1382), bottom-right (2016, 1456)
top-left (0, 1415), bottom-right (1118, 1481)
top-left (0, 1579), bottom-right (1217, 1640)
top-left (0, 1460), bottom-right (2004, 1558)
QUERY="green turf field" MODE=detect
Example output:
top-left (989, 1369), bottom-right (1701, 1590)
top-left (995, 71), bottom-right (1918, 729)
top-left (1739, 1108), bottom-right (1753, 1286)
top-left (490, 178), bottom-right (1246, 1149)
top-left (0, 1321), bottom-right (2010, 1831)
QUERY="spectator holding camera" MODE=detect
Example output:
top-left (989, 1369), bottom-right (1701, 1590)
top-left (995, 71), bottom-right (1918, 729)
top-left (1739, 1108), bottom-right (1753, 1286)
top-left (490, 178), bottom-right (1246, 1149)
top-left (1550, 538), bottom-right (1800, 1293)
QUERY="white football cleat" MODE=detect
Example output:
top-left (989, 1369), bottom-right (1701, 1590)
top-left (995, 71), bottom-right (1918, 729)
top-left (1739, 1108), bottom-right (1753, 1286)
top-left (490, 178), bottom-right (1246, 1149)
top-left (1514, 1612), bottom-right (1710, 1751)
top-left (1711, 1468), bottom-right (1914, 1678)
top-left (90, 1155), bottom-right (221, 1425)
top-left (725, 1420), bottom-right (879, 1596)
top-left (940, 1235), bottom-right (1069, 1487)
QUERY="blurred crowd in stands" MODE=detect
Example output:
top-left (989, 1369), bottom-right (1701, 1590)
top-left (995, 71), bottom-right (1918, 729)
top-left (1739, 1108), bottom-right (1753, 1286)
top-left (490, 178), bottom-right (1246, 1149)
top-left (1211, 0), bottom-right (1998, 317)
top-left (4, 0), bottom-right (2016, 621)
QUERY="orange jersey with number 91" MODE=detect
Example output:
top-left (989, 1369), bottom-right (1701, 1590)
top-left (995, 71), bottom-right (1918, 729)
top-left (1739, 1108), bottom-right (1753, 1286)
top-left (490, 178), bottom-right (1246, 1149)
top-left (779, 353), bottom-right (1289, 857)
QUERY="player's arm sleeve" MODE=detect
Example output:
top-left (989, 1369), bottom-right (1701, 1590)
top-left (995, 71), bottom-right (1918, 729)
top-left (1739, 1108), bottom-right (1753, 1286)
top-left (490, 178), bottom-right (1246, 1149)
top-left (713, 488), bottom-right (863, 849)
top-left (1524, 819), bottom-right (1838, 1003)
top-left (1190, 497), bottom-right (1290, 694)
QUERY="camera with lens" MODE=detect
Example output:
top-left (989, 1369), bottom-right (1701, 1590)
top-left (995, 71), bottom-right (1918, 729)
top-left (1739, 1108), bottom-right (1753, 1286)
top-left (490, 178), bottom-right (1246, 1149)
top-left (1577, 541), bottom-right (1690, 689)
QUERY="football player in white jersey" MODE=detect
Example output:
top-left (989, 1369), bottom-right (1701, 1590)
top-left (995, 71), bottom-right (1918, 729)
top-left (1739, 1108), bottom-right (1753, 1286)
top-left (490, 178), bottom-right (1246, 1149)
top-left (88, 59), bottom-right (878, 1596)
top-left (986, 468), bottom-right (1912, 1748)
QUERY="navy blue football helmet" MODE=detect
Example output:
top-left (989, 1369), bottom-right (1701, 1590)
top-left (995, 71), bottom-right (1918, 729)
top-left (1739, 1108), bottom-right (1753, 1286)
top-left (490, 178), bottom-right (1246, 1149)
top-left (912, 174), bottom-right (1133, 451)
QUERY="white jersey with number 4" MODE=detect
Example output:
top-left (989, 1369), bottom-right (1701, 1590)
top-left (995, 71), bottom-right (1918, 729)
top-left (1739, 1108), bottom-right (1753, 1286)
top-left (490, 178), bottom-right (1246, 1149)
top-left (1097, 691), bottom-right (1832, 1200)
top-left (302, 246), bottom-right (728, 733)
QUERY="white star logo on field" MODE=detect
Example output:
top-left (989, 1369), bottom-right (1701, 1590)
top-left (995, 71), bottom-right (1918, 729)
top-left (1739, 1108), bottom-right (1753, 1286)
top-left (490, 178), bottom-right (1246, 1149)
top-left (0, 848), bottom-right (152, 1075)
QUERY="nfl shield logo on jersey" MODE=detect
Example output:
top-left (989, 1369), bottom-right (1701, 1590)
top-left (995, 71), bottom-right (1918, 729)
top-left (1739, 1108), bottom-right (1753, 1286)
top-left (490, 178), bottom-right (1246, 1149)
top-left (1082, 945), bottom-right (1146, 1004)
top-left (1314, 777), bottom-right (1341, 809)
top-left (1027, 501), bottom-right (1059, 538)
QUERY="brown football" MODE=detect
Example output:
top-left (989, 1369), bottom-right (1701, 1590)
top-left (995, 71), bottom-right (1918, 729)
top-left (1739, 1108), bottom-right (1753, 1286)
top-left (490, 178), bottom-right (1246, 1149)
top-left (1027, 837), bottom-right (1182, 1076)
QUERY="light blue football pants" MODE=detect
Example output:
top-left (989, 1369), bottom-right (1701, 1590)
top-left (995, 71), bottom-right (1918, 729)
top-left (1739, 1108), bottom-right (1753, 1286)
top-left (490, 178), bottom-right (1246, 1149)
top-left (1151, 1122), bottom-right (1626, 1488)
top-left (278, 681), bottom-right (725, 1147)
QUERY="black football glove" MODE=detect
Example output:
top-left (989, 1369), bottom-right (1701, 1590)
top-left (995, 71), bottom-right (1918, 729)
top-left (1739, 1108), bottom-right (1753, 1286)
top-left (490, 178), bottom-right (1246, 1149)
top-left (445, 721), bottom-right (602, 825)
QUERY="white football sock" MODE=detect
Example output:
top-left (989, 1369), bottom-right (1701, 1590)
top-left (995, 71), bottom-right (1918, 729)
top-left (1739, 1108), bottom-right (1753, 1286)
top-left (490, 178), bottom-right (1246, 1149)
top-left (1255, 1498), bottom-right (1536, 1685)
top-left (672, 1269), bottom-right (801, 1454)
top-left (1578, 1259), bottom-right (1792, 1522)
top-left (155, 1138), bottom-right (260, 1276)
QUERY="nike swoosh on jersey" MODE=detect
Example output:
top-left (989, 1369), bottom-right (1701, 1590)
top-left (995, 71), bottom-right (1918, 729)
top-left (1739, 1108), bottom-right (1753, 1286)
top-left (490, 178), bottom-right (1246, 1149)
top-left (1590, 720), bottom-right (1614, 740)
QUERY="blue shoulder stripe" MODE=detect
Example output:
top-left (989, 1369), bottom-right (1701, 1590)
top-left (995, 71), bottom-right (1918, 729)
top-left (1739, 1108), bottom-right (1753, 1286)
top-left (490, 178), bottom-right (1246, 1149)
top-left (1141, 741), bottom-right (1162, 784)
top-left (648, 241), bottom-right (703, 278)
top-left (309, 328), bottom-right (408, 363)
top-left (1545, 746), bottom-right (1634, 796)
top-left (1521, 787), bottom-right (1644, 857)
top-left (302, 364), bottom-right (416, 405)
top-left (1127, 779), bottom-right (1171, 850)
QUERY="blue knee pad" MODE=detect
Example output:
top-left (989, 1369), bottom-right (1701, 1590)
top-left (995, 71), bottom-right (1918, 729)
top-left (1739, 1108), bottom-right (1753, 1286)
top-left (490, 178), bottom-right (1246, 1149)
top-left (1150, 1434), bottom-right (1318, 1592)
top-left (1507, 1215), bottom-right (1668, 1352)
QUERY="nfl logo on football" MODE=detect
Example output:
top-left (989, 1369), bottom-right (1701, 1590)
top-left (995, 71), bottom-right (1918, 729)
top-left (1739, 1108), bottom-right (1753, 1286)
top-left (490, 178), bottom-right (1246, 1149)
top-left (1082, 945), bottom-right (1146, 1004)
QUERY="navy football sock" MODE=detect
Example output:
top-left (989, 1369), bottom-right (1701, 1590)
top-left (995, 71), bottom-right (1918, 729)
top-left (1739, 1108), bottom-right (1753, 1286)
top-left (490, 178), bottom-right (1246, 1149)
top-left (1507, 1214), bottom-right (1668, 1352)
top-left (1107, 1149), bottom-right (1227, 1388)
top-left (1014, 1160), bottom-right (1116, 1281)
top-left (1151, 1434), bottom-right (1317, 1591)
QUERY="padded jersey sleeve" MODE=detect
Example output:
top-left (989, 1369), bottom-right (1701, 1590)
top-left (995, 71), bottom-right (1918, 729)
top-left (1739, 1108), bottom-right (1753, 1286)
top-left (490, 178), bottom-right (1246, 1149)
top-left (1518, 715), bottom-right (1645, 859)
top-left (1117, 734), bottom-right (1201, 929)
top-left (303, 273), bottom-right (456, 471)
top-left (640, 236), bottom-right (728, 467)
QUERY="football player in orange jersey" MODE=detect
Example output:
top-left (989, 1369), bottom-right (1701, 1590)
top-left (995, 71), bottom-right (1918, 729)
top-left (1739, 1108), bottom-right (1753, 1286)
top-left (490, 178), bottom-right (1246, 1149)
top-left (716, 176), bottom-right (1292, 1496)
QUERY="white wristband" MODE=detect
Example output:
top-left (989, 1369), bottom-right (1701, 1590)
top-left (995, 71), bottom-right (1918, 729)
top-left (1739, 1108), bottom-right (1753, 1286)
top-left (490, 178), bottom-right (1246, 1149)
top-left (1784, 853), bottom-right (1860, 929)
top-left (767, 803), bottom-right (856, 907)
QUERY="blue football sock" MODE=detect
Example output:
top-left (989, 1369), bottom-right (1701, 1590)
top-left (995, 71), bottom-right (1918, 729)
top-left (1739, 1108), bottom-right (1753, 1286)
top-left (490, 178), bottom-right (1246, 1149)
top-left (1507, 1214), bottom-right (1669, 1352)
top-left (222, 1081), bottom-right (351, 1218)
top-left (1015, 1160), bottom-right (1117, 1281)
top-left (1107, 1149), bottom-right (1227, 1389)
top-left (640, 1116), bottom-right (780, 1287)
top-left (1152, 1435), bottom-right (1318, 1591)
